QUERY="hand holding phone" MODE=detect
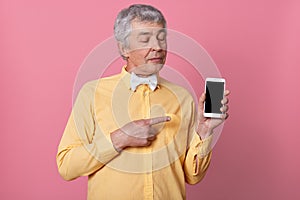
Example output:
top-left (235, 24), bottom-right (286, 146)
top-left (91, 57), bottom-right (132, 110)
top-left (204, 78), bottom-right (225, 118)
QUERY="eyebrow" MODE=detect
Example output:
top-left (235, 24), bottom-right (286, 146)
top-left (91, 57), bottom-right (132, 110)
top-left (136, 28), bottom-right (166, 36)
top-left (137, 32), bottom-right (151, 36)
top-left (158, 29), bottom-right (167, 34)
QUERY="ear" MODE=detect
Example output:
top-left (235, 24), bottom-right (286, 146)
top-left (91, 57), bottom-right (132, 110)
top-left (117, 42), bottom-right (129, 59)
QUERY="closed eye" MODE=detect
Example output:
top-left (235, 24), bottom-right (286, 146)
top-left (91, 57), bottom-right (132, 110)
top-left (157, 31), bottom-right (166, 41)
top-left (138, 36), bottom-right (150, 43)
top-left (137, 32), bottom-right (151, 43)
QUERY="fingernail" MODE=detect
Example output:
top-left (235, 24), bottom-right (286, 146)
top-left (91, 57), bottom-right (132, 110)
top-left (166, 116), bottom-right (171, 121)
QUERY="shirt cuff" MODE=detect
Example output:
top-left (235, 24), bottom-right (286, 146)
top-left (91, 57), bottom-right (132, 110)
top-left (189, 132), bottom-right (213, 158)
top-left (85, 132), bottom-right (120, 164)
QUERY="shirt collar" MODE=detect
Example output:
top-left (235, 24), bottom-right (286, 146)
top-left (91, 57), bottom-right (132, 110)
top-left (120, 66), bottom-right (161, 91)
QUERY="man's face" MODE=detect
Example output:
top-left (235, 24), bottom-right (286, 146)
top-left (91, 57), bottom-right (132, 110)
top-left (123, 20), bottom-right (167, 77)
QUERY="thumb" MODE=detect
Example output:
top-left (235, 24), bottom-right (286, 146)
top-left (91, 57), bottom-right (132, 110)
top-left (198, 92), bottom-right (206, 112)
top-left (197, 93), bottom-right (206, 121)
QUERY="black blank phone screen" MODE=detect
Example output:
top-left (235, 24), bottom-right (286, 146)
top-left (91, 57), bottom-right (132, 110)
top-left (205, 81), bottom-right (224, 114)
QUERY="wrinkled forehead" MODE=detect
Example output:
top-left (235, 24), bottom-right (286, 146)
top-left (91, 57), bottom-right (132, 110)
top-left (130, 20), bottom-right (166, 36)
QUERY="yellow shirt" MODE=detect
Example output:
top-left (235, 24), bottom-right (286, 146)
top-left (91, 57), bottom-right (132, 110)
top-left (56, 67), bottom-right (213, 200)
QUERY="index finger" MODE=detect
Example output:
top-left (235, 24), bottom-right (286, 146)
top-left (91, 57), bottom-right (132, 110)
top-left (224, 89), bottom-right (230, 96)
top-left (148, 116), bottom-right (171, 125)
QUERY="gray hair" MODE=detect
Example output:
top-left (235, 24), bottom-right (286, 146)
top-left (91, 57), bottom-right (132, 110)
top-left (114, 4), bottom-right (167, 58)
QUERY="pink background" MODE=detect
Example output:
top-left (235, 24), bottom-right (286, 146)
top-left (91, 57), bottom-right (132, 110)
top-left (1, 0), bottom-right (299, 199)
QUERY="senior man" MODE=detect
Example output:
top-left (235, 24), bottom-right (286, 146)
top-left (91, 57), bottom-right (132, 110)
top-left (57, 4), bottom-right (230, 200)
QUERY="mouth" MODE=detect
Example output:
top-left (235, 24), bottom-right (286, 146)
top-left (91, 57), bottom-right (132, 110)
top-left (147, 57), bottom-right (164, 63)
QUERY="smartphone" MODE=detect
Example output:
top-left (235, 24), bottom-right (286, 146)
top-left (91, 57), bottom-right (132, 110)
top-left (204, 77), bottom-right (225, 118)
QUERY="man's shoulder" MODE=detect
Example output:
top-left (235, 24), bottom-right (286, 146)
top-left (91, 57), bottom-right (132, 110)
top-left (76, 80), bottom-right (98, 98)
top-left (80, 73), bottom-right (123, 92)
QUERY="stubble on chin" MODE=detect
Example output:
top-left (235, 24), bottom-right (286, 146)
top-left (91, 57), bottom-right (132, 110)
top-left (132, 63), bottom-right (164, 77)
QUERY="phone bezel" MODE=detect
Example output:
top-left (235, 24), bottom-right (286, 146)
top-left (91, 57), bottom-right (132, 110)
top-left (203, 77), bottom-right (226, 118)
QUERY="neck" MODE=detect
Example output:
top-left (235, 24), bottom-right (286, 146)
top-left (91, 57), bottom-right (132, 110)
top-left (125, 66), bottom-right (157, 78)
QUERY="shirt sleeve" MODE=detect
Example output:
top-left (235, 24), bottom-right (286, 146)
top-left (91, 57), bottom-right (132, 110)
top-left (183, 100), bottom-right (213, 185)
top-left (184, 133), bottom-right (212, 184)
top-left (56, 82), bottom-right (119, 181)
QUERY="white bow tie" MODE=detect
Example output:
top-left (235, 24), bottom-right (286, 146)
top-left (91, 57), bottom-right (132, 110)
top-left (130, 72), bottom-right (158, 91)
